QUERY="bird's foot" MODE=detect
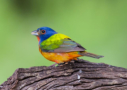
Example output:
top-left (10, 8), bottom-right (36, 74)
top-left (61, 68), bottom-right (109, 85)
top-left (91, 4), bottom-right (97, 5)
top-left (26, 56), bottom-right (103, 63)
top-left (57, 62), bottom-right (65, 66)
top-left (50, 59), bottom-right (79, 67)
top-left (50, 62), bottom-right (66, 67)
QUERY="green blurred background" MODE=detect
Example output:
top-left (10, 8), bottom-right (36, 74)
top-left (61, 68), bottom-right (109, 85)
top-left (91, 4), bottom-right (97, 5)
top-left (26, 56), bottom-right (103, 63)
top-left (0, 0), bottom-right (127, 84)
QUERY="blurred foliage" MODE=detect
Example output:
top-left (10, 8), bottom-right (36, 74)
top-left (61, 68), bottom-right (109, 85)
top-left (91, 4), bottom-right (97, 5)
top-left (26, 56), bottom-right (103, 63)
top-left (0, 0), bottom-right (127, 84)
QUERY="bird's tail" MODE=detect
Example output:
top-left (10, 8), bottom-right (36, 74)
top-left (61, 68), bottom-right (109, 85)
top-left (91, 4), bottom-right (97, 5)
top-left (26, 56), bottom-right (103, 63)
top-left (80, 51), bottom-right (104, 59)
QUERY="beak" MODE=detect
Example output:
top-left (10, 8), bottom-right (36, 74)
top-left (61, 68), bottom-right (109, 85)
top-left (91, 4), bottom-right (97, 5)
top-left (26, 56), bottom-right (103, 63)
top-left (31, 30), bottom-right (38, 36)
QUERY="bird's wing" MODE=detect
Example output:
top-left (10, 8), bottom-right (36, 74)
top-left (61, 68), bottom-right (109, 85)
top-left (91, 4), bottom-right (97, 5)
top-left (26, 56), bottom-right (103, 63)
top-left (40, 38), bottom-right (86, 53)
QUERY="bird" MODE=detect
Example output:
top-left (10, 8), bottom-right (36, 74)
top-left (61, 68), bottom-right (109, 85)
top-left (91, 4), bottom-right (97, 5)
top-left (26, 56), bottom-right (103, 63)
top-left (31, 27), bottom-right (104, 65)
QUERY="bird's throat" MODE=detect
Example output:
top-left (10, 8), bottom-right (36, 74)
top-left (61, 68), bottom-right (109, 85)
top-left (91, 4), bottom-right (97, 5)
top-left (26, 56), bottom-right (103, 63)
top-left (37, 36), bottom-right (43, 45)
top-left (37, 36), bottom-right (40, 42)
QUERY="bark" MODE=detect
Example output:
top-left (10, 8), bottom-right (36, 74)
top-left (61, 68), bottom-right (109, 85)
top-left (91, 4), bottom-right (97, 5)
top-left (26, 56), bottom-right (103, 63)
top-left (0, 59), bottom-right (127, 90)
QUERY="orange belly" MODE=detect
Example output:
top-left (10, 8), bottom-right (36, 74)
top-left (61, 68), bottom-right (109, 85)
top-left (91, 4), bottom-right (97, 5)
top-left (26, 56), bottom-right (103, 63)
top-left (39, 48), bottom-right (81, 63)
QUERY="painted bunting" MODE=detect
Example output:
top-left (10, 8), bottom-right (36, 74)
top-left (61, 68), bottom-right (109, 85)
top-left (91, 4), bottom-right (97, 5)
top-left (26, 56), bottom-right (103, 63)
top-left (31, 27), bottom-right (104, 65)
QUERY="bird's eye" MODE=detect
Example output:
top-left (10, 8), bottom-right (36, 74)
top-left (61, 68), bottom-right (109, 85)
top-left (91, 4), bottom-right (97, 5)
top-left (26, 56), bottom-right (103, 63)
top-left (41, 30), bottom-right (46, 34)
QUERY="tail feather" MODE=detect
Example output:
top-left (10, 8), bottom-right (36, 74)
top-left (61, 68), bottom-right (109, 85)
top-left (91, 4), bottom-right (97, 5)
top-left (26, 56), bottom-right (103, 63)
top-left (80, 51), bottom-right (104, 59)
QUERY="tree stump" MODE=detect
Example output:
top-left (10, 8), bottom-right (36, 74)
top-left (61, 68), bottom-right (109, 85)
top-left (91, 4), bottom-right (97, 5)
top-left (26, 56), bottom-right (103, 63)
top-left (0, 59), bottom-right (127, 90)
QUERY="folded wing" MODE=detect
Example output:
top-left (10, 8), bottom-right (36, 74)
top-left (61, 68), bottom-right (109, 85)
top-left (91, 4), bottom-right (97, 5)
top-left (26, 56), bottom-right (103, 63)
top-left (40, 38), bottom-right (86, 53)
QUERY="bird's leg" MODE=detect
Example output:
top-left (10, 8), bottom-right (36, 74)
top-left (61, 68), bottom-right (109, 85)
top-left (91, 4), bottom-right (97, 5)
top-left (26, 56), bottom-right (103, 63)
top-left (77, 57), bottom-right (80, 60)
top-left (50, 63), bottom-right (57, 67)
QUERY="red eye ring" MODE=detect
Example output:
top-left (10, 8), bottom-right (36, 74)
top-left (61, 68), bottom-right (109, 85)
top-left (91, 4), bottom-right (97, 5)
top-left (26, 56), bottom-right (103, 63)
top-left (41, 30), bottom-right (46, 34)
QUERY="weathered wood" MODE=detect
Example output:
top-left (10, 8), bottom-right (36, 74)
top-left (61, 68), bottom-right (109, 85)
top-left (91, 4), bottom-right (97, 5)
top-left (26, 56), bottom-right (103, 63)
top-left (1, 59), bottom-right (127, 90)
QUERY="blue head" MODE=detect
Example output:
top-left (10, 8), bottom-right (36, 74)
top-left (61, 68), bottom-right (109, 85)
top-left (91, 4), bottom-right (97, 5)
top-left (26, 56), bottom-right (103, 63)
top-left (31, 27), bottom-right (57, 43)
